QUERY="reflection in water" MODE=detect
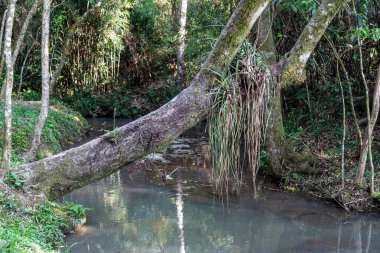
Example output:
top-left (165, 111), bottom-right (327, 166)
top-left (176, 173), bottom-right (185, 253)
top-left (64, 120), bottom-right (380, 253)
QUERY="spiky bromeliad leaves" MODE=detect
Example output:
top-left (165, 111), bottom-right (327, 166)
top-left (208, 45), bottom-right (273, 197)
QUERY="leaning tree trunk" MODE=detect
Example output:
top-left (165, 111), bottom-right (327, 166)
top-left (1, 0), bottom-right (17, 179)
top-left (14, 0), bottom-right (348, 203)
top-left (24, 0), bottom-right (50, 161)
top-left (15, 0), bottom-right (271, 203)
top-left (177, 0), bottom-right (188, 88)
top-left (256, 6), bottom-right (315, 178)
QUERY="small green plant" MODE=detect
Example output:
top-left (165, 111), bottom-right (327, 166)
top-left (63, 202), bottom-right (93, 219)
top-left (291, 172), bottom-right (302, 181)
top-left (0, 197), bottom-right (77, 252)
top-left (4, 172), bottom-right (26, 190)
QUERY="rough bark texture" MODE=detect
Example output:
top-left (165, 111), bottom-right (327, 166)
top-left (24, 0), bottom-right (50, 160)
top-left (266, 87), bottom-right (316, 177)
top-left (356, 65), bottom-right (380, 185)
top-left (263, 0), bottom-right (349, 176)
top-left (279, 0), bottom-right (348, 87)
top-left (257, 6), bottom-right (317, 178)
top-left (15, 0), bottom-right (270, 202)
top-left (177, 0), bottom-right (188, 87)
top-left (1, 0), bottom-right (16, 178)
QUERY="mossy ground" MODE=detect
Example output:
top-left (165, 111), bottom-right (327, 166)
top-left (0, 101), bottom-right (89, 252)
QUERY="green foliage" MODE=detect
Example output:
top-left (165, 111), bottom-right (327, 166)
top-left (4, 172), bottom-right (26, 191)
top-left (0, 194), bottom-right (92, 252)
top-left (63, 202), bottom-right (93, 219)
top-left (64, 84), bottom-right (134, 117)
top-left (280, 0), bottom-right (319, 14)
top-left (208, 42), bottom-right (272, 196)
top-left (208, 68), bottom-right (246, 196)
top-left (0, 102), bottom-right (88, 163)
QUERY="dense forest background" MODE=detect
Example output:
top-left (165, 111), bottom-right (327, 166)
top-left (1, 0), bottom-right (376, 118)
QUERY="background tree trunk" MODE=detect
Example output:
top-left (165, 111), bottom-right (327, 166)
top-left (1, 0), bottom-right (17, 180)
top-left (356, 65), bottom-right (380, 185)
top-left (177, 0), bottom-right (188, 88)
top-left (24, 0), bottom-right (50, 160)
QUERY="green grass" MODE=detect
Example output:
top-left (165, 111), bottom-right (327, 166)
top-left (0, 101), bottom-right (88, 165)
top-left (0, 192), bottom-right (90, 253)
top-left (0, 101), bottom-right (89, 252)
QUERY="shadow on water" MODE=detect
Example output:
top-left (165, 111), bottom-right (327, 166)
top-left (64, 119), bottom-right (380, 253)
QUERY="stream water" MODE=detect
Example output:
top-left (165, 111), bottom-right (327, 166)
top-left (64, 119), bottom-right (380, 253)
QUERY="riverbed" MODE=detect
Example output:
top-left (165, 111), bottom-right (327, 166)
top-left (64, 119), bottom-right (380, 253)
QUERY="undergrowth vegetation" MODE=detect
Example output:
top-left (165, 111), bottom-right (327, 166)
top-left (281, 76), bottom-right (380, 211)
top-left (0, 192), bottom-right (90, 253)
top-left (0, 100), bottom-right (89, 252)
top-left (0, 100), bottom-right (88, 164)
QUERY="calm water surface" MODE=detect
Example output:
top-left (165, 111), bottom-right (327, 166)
top-left (64, 119), bottom-right (380, 253)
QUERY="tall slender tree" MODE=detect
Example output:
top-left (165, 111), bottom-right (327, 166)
top-left (24, 0), bottom-right (51, 160)
top-left (356, 65), bottom-right (380, 188)
top-left (177, 0), bottom-right (188, 88)
top-left (1, 0), bottom-right (17, 180)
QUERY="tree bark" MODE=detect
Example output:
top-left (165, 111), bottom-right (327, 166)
top-left (1, 0), bottom-right (17, 179)
top-left (15, 0), bottom-right (271, 202)
top-left (264, 0), bottom-right (349, 177)
top-left (279, 0), bottom-right (348, 87)
top-left (24, 0), bottom-right (50, 161)
top-left (256, 5), bottom-right (315, 178)
top-left (356, 65), bottom-right (380, 185)
top-left (177, 0), bottom-right (188, 88)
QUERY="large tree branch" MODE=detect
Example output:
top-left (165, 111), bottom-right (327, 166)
top-left (15, 0), bottom-right (270, 202)
top-left (279, 0), bottom-right (348, 87)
